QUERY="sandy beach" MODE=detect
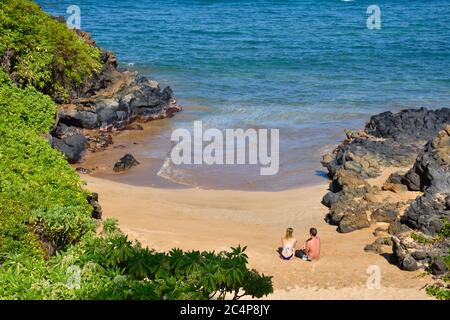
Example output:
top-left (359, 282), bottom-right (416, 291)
top-left (82, 174), bottom-right (433, 300)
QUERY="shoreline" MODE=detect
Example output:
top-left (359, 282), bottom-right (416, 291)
top-left (82, 174), bottom-right (433, 299)
top-left (74, 113), bottom-right (337, 192)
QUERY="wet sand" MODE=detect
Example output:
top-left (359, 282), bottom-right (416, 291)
top-left (76, 109), bottom-right (352, 191)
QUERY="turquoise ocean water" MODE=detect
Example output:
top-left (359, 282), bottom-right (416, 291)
top-left (37, 0), bottom-right (450, 190)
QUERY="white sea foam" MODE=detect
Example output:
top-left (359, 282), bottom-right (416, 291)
top-left (157, 153), bottom-right (194, 187)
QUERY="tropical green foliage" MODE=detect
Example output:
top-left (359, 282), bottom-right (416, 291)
top-left (102, 218), bottom-right (119, 234)
top-left (0, 195), bottom-right (44, 263)
top-left (0, 70), bottom-right (56, 132)
top-left (410, 232), bottom-right (433, 245)
top-left (0, 0), bottom-right (101, 101)
top-left (426, 282), bottom-right (450, 300)
top-left (30, 206), bottom-right (97, 250)
top-left (0, 1), bottom-right (272, 300)
top-left (0, 71), bottom-right (91, 212)
top-left (0, 70), bottom-right (93, 258)
top-left (438, 218), bottom-right (450, 239)
top-left (0, 226), bottom-right (272, 299)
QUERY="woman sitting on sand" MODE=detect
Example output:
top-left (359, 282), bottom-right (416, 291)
top-left (279, 227), bottom-right (297, 261)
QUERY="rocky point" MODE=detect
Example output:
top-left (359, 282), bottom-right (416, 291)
top-left (48, 30), bottom-right (181, 163)
top-left (321, 108), bottom-right (449, 285)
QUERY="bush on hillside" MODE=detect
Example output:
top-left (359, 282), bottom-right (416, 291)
top-left (0, 0), bottom-right (101, 101)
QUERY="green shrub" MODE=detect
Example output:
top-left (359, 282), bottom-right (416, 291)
top-left (0, 70), bottom-right (56, 132)
top-left (438, 218), bottom-right (450, 239)
top-left (0, 69), bottom-right (93, 260)
top-left (426, 285), bottom-right (450, 300)
top-left (0, 231), bottom-right (273, 300)
top-left (410, 232), bottom-right (432, 245)
top-left (0, 0), bottom-right (102, 101)
top-left (0, 70), bottom-right (91, 212)
top-left (102, 218), bottom-right (119, 234)
top-left (0, 195), bottom-right (44, 263)
top-left (444, 254), bottom-right (450, 270)
top-left (30, 206), bottom-right (96, 250)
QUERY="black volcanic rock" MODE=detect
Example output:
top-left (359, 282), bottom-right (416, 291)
top-left (51, 122), bottom-right (80, 138)
top-left (431, 258), bottom-right (449, 276)
top-left (321, 108), bottom-right (450, 235)
top-left (113, 154), bottom-right (140, 172)
top-left (75, 167), bottom-right (91, 174)
top-left (402, 192), bottom-right (449, 236)
top-left (365, 107), bottom-right (450, 142)
top-left (60, 109), bottom-right (99, 129)
top-left (391, 125), bottom-right (449, 277)
top-left (52, 134), bottom-right (87, 163)
top-left (87, 192), bottom-right (102, 219)
top-left (50, 122), bottom-right (88, 163)
top-left (321, 138), bottom-right (419, 181)
top-left (402, 126), bottom-right (450, 236)
top-left (371, 208), bottom-right (398, 223)
top-left (322, 107), bottom-right (449, 183)
top-left (50, 30), bottom-right (181, 163)
top-left (57, 71), bottom-right (181, 132)
top-left (402, 126), bottom-right (450, 194)
top-left (364, 237), bottom-right (393, 254)
top-left (321, 109), bottom-right (449, 282)
top-left (338, 211), bottom-right (370, 233)
top-left (388, 220), bottom-right (411, 235)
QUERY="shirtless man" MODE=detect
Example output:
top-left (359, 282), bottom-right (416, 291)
top-left (298, 227), bottom-right (321, 260)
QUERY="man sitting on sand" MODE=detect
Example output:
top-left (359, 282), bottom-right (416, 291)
top-left (296, 227), bottom-right (321, 261)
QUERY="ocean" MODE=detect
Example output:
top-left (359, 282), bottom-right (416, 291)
top-left (37, 0), bottom-right (450, 190)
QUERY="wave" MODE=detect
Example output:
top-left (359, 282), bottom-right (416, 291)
top-left (156, 145), bottom-right (196, 187)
